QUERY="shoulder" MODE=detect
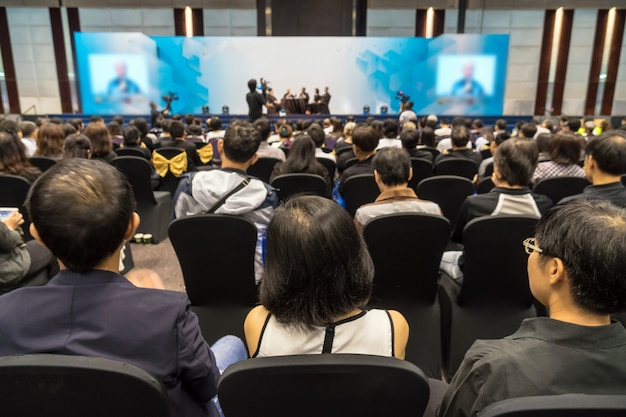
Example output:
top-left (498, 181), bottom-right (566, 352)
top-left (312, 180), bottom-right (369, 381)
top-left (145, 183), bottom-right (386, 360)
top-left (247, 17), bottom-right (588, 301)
top-left (244, 305), bottom-right (271, 356)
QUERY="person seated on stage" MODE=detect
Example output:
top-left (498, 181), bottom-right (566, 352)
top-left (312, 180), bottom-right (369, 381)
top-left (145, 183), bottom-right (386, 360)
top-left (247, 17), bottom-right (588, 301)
top-left (83, 122), bottom-right (117, 164)
top-left (270, 135), bottom-right (331, 193)
top-left (437, 199), bottom-right (626, 417)
top-left (560, 130), bottom-right (626, 206)
top-left (157, 120), bottom-right (203, 171)
top-left (121, 126), bottom-right (152, 161)
top-left (337, 126), bottom-right (379, 198)
top-left (0, 159), bottom-right (247, 417)
top-left (174, 122), bottom-right (279, 284)
top-left (283, 88), bottom-right (294, 99)
top-left (298, 87), bottom-right (309, 103)
top-left (377, 119), bottom-right (402, 149)
top-left (253, 117), bottom-right (286, 162)
top-left (306, 123), bottom-right (336, 162)
top-left (434, 126), bottom-right (482, 168)
top-left (265, 88), bottom-right (281, 115)
top-left (244, 194), bottom-right (409, 358)
top-left (531, 132), bottom-right (586, 185)
top-left (354, 147), bottom-right (442, 233)
top-left (400, 128), bottom-right (433, 162)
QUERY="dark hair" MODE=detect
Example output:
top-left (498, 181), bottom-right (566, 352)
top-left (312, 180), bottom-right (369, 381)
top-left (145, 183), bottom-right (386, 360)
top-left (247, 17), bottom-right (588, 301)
top-left (305, 123), bottom-right (325, 147)
top-left (184, 113), bottom-right (194, 125)
top-left (494, 131), bottom-right (511, 145)
top-left (566, 117), bottom-right (581, 132)
top-left (535, 132), bottom-right (552, 154)
top-left (585, 130), bottom-right (626, 176)
top-left (0, 120), bottom-right (20, 136)
top-left (36, 122), bottom-right (65, 158)
top-left (259, 195), bottom-right (374, 328)
top-left (352, 126), bottom-right (379, 153)
top-left (248, 78), bottom-right (257, 92)
top-left (186, 124), bottom-right (202, 137)
top-left (132, 117), bottom-right (149, 135)
top-left (279, 135), bottom-right (326, 177)
top-left (83, 123), bottom-right (112, 157)
top-left (208, 116), bottom-right (222, 131)
top-left (472, 119), bottom-right (484, 129)
top-left (400, 128), bottom-right (420, 149)
top-left (253, 117), bottom-right (272, 141)
top-left (89, 116), bottom-right (103, 124)
top-left (549, 132), bottom-right (583, 164)
top-left (383, 119), bottom-right (398, 138)
top-left (61, 123), bottom-right (77, 138)
top-left (452, 117), bottom-right (466, 128)
top-left (122, 126), bottom-right (140, 146)
top-left (520, 123), bottom-right (538, 139)
top-left (20, 121), bottom-right (37, 138)
top-left (373, 147), bottom-right (411, 186)
top-left (370, 120), bottom-right (384, 137)
top-left (223, 121), bottom-right (261, 163)
top-left (451, 126), bottom-right (470, 148)
top-left (0, 130), bottom-right (40, 180)
top-left (107, 121), bottom-right (122, 137)
top-left (535, 200), bottom-right (626, 314)
top-left (63, 134), bottom-right (92, 159)
top-left (25, 159), bottom-right (136, 272)
top-left (420, 127), bottom-right (436, 147)
top-left (112, 115), bottom-right (124, 126)
top-left (69, 118), bottom-right (83, 131)
top-left (169, 121), bottom-right (186, 139)
top-left (493, 138), bottom-right (538, 186)
top-left (495, 119), bottom-right (507, 130)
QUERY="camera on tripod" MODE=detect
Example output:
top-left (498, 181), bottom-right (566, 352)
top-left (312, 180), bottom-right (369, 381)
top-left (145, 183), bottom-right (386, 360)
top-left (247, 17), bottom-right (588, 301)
top-left (395, 90), bottom-right (410, 104)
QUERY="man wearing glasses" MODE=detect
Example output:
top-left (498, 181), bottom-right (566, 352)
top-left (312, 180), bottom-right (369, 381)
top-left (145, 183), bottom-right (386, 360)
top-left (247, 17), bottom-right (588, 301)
top-left (437, 199), bottom-right (626, 417)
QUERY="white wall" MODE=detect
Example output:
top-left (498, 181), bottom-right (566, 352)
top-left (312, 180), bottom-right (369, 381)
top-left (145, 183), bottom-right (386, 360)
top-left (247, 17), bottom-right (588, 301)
top-left (203, 9), bottom-right (256, 36)
top-left (367, 9), bottom-right (416, 37)
top-left (79, 8), bottom-right (175, 36)
top-left (7, 8), bottom-right (62, 114)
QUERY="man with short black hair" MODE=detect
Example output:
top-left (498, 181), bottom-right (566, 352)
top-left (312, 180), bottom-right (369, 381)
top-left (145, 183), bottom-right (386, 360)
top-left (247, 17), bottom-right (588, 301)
top-left (246, 78), bottom-right (265, 122)
top-left (337, 126), bottom-right (379, 197)
top-left (377, 119), bottom-right (402, 149)
top-left (435, 126), bottom-right (482, 167)
top-left (254, 117), bottom-right (285, 161)
top-left (19, 121), bottom-right (37, 157)
top-left (518, 122), bottom-right (538, 139)
top-left (175, 122), bottom-right (279, 283)
top-left (354, 147), bottom-right (442, 233)
top-left (400, 128), bottom-right (433, 162)
top-left (560, 131), bottom-right (626, 205)
top-left (158, 120), bottom-right (203, 170)
top-left (306, 123), bottom-right (336, 162)
top-left (438, 199), bottom-right (626, 417)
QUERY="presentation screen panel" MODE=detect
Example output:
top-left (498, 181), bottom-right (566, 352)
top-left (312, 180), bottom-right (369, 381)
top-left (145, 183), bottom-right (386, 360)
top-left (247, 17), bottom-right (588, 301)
top-left (75, 33), bottom-right (509, 116)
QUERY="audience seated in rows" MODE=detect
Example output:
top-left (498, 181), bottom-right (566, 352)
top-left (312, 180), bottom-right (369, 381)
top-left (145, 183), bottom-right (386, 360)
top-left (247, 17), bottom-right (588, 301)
top-left (0, 129), bottom-right (41, 183)
top-left (253, 117), bottom-right (286, 161)
top-left (157, 120), bottom-right (203, 170)
top-left (19, 121), bottom-right (38, 157)
top-left (436, 117), bottom-right (467, 152)
top-left (437, 199), bottom-right (626, 417)
top-left (337, 126), bottom-right (379, 197)
top-left (84, 122), bottom-right (117, 163)
top-left (377, 119), bottom-right (402, 149)
top-left (174, 121), bottom-right (279, 283)
top-left (63, 133), bottom-right (92, 160)
top-left (400, 128), bottom-right (433, 162)
top-left (130, 117), bottom-right (155, 151)
top-left (434, 126), bottom-right (482, 167)
top-left (335, 122), bottom-right (357, 173)
top-left (531, 132), bottom-right (585, 185)
top-left (122, 126), bottom-right (152, 160)
top-left (245, 195), bottom-right (409, 359)
top-left (477, 132), bottom-right (511, 179)
top-left (306, 123), bottom-right (335, 162)
top-left (270, 135), bottom-right (331, 190)
top-left (35, 122), bottom-right (65, 160)
top-left (354, 147), bottom-right (442, 233)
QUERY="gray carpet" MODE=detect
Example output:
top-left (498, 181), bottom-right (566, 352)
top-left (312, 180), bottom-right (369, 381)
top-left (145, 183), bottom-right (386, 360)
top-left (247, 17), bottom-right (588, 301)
top-left (128, 238), bottom-right (185, 292)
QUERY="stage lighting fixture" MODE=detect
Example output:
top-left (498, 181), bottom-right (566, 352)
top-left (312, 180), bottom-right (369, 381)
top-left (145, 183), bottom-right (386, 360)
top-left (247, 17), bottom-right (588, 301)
top-left (202, 105), bottom-right (209, 114)
top-left (380, 105), bottom-right (388, 115)
top-left (363, 105), bottom-right (370, 115)
top-left (222, 105), bottom-right (229, 115)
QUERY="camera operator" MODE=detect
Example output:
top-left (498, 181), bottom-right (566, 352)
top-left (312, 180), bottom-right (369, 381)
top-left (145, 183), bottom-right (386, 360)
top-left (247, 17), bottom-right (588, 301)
top-left (246, 79), bottom-right (266, 122)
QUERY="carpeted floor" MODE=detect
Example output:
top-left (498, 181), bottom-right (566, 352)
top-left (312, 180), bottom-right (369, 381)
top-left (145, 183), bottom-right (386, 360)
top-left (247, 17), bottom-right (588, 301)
top-left (128, 238), bottom-right (186, 292)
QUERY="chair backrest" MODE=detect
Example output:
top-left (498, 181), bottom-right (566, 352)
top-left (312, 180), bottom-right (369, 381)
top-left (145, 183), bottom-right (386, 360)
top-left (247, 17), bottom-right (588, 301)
top-left (532, 176), bottom-right (591, 204)
top-left (270, 174), bottom-right (329, 201)
top-left (460, 215), bottom-right (538, 308)
top-left (29, 157), bottom-right (57, 173)
top-left (342, 174), bottom-right (380, 217)
top-left (480, 148), bottom-right (492, 159)
top-left (476, 177), bottom-right (495, 194)
top-left (114, 147), bottom-right (146, 158)
top-left (0, 354), bottom-right (170, 417)
top-left (416, 176), bottom-right (475, 223)
top-left (0, 175), bottom-right (33, 240)
top-left (434, 158), bottom-right (478, 180)
top-left (344, 157), bottom-right (358, 170)
top-left (206, 137), bottom-right (222, 166)
top-left (218, 354), bottom-right (430, 417)
top-left (316, 157), bottom-right (337, 180)
top-left (408, 158), bottom-right (433, 190)
top-left (420, 147), bottom-right (440, 161)
top-left (363, 213), bottom-right (450, 304)
top-left (194, 142), bottom-right (213, 166)
top-left (335, 146), bottom-right (353, 157)
top-left (478, 394), bottom-right (626, 417)
top-left (153, 147), bottom-right (186, 195)
top-left (111, 156), bottom-right (158, 206)
top-left (168, 214), bottom-right (258, 306)
top-left (622, 174), bottom-right (626, 187)
top-left (247, 157), bottom-right (282, 184)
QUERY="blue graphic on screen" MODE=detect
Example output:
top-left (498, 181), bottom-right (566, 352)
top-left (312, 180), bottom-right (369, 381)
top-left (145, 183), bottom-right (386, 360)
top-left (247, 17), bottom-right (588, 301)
top-left (75, 33), bottom-right (508, 116)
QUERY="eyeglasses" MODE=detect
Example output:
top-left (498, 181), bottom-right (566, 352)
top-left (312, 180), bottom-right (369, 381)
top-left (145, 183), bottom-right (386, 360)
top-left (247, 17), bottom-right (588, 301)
top-left (523, 238), bottom-right (543, 255)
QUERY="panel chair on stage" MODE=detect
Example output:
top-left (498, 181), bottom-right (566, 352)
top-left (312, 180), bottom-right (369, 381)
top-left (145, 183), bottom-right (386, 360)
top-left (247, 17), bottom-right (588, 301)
top-left (152, 147), bottom-right (188, 197)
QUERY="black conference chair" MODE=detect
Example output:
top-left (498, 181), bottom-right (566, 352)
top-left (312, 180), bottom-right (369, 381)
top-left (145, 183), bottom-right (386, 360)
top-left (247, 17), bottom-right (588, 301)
top-left (168, 214), bottom-right (258, 343)
top-left (434, 158), bottom-right (478, 180)
top-left (114, 147), bottom-right (147, 158)
top-left (247, 157), bottom-right (282, 184)
top-left (0, 354), bottom-right (169, 417)
top-left (0, 175), bottom-right (33, 240)
top-left (218, 354), bottom-right (430, 417)
top-left (476, 177), bottom-right (495, 194)
top-left (111, 157), bottom-right (172, 243)
top-left (270, 173), bottom-right (329, 201)
top-left (316, 157), bottom-right (337, 181)
top-left (343, 157), bottom-right (358, 170)
top-left (439, 215), bottom-right (539, 380)
top-left (363, 213), bottom-right (450, 378)
top-left (29, 157), bottom-right (57, 173)
top-left (194, 142), bottom-right (214, 167)
top-left (408, 158), bottom-right (433, 191)
top-left (153, 147), bottom-right (188, 196)
top-left (484, 160), bottom-right (494, 177)
top-left (478, 394), bottom-right (626, 417)
top-left (416, 176), bottom-right (475, 223)
top-left (342, 174), bottom-right (380, 217)
top-left (622, 174), bottom-right (626, 186)
top-left (533, 176), bottom-right (590, 204)
top-left (420, 146), bottom-right (440, 161)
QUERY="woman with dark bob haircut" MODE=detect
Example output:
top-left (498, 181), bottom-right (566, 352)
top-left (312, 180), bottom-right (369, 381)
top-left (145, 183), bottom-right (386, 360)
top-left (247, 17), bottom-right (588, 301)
top-left (244, 195), bottom-right (409, 359)
top-left (531, 132), bottom-right (585, 184)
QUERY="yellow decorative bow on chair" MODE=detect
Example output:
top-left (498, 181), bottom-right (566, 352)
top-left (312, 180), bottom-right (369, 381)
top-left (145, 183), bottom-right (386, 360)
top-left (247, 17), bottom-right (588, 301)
top-left (197, 144), bottom-right (214, 165)
top-left (153, 151), bottom-right (188, 177)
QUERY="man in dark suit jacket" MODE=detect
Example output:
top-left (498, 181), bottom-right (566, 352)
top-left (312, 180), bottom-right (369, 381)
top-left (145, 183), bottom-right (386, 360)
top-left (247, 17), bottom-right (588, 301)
top-left (0, 159), bottom-right (223, 417)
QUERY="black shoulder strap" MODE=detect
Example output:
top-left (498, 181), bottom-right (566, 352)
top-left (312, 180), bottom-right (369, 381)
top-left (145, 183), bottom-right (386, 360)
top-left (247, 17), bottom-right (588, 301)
top-left (205, 176), bottom-right (250, 214)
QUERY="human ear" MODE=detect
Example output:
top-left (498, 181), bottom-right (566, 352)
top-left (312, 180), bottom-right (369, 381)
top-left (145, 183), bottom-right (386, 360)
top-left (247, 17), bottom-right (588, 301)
top-left (123, 213), bottom-right (140, 241)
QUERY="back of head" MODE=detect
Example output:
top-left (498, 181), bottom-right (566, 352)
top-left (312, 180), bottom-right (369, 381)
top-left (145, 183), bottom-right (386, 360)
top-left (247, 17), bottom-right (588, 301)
top-left (373, 147), bottom-right (411, 186)
top-left (566, 117), bottom-right (581, 132)
top-left (472, 119), bottom-right (483, 129)
top-left (169, 121), bottom-right (185, 139)
top-left (305, 123), bottom-right (325, 148)
top-left (549, 132), bottom-right (583, 164)
top-left (122, 126), bottom-right (140, 146)
top-left (494, 131), bottom-right (511, 146)
top-left (223, 121), bottom-right (261, 163)
top-left (585, 130), bottom-right (626, 176)
top-left (112, 115), bottom-right (124, 126)
top-left (535, 199), bottom-right (626, 314)
top-left (352, 126), bottom-right (379, 153)
top-left (282, 135), bottom-right (317, 174)
top-left (61, 123), bottom-right (77, 138)
top-left (84, 122), bottom-right (112, 157)
top-left (0, 130), bottom-right (30, 173)
top-left (520, 122), bottom-right (538, 139)
top-left (37, 122), bottom-right (65, 157)
top-left (343, 122), bottom-right (356, 138)
top-left (89, 116), bottom-right (103, 124)
top-left (535, 132), bottom-right (552, 154)
top-left (184, 113), bottom-right (194, 125)
top-left (494, 138), bottom-right (538, 186)
top-left (383, 119), bottom-right (398, 138)
top-left (420, 127), bottom-right (436, 147)
top-left (186, 124), bottom-right (203, 137)
top-left (133, 117), bottom-right (149, 135)
top-left (107, 121), bottom-right (122, 137)
top-left (248, 78), bottom-right (257, 92)
top-left (495, 119), bottom-right (507, 130)
top-left (260, 195), bottom-right (374, 328)
top-left (452, 117), bottom-right (466, 128)
top-left (26, 159), bottom-right (136, 272)
top-left (0, 120), bottom-right (20, 136)
top-left (451, 126), bottom-right (470, 148)
top-left (20, 121), bottom-right (37, 138)
top-left (399, 128), bottom-right (420, 149)
top-left (63, 134), bottom-right (92, 159)
top-left (279, 123), bottom-right (293, 140)
top-left (253, 117), bottom-right (271, 141)
top-left (208, 116), bottom-right (222, 131)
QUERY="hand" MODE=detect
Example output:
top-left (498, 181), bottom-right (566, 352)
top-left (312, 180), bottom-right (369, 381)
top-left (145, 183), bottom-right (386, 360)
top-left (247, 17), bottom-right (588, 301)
top-left (2, 212), bottom-right (24, 230)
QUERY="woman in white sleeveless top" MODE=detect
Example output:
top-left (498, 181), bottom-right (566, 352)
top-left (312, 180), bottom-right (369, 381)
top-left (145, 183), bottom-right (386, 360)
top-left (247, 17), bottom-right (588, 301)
top-left (244, 195), bottom-right (409, 359)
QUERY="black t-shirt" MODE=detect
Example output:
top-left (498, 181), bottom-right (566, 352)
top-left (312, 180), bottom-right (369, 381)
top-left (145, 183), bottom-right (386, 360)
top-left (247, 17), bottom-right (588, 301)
top-left (246, 91), bottom-right (265, 122)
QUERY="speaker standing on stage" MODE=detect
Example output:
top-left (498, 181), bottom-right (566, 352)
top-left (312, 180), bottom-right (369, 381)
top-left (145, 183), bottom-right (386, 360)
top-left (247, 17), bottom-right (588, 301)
top-left (246, 79), bottom-right (266, 122)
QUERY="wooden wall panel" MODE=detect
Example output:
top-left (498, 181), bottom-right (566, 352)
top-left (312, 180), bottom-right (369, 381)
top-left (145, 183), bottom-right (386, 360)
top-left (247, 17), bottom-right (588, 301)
top-left (551, 9), bottom-right (573, 116)
top-left (534, 9), bottom-right (555, 115)
top-left (50, 8), bottom-right (73, 113)
top-left (601, 9), bottom-right (626, 115)
top-left (67, 7), bottom-right (82, 113)
top-left (585, 10), bottom-right (608, 115)
top-left (0, 7), bottom-right (20, 113)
